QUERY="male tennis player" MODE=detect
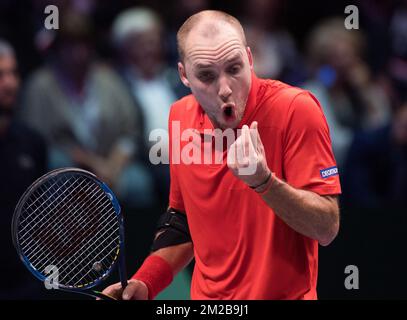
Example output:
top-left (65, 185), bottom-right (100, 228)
top-left (102, 10), bottom-right (341, 300)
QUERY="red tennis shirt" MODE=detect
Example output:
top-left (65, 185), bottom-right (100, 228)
top-left (168, 73), bottom-right (341, 299)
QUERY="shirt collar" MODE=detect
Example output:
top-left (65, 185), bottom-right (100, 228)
top-left (237, 71), bottom-right (260, 129)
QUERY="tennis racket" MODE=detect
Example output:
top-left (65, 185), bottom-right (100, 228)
top-left (12, 167), bottom-right (128, 300)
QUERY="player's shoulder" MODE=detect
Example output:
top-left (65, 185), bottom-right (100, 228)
top-left (260, 79), bottom-right (323, 115)
top-left (256, 79), bottom-right (326, 133)
top-left (260, 79), bottom-right (311, 104)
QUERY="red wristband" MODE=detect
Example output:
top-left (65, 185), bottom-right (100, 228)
top-left (132, 255), bottom-right (174, 300)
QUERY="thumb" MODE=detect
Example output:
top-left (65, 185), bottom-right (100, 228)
top-left (247, 121), bottom-right (258, 154)
top-left (122, 283), bottom-right (136, 300)
top-left (122, 280), bottom-right (148, 300)
top-left (249, 121), bottom-right (258, 143)
top-left (250, 121), bottom-right (258, 130)
top-left (249, 121), bottom-right (264, 152)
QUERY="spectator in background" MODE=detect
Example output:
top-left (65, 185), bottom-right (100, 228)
top-left (343, 101), bottom-right (407, 209)
top-left (112, 7), bottom-right (188, 205)
top-left (241, 0), bottom-right (306, 85)
top-left (0, 39), bottom-right (48, 299)
top-left (302, 18), bottom-right (391, 166)
top-left (358, 0), bottom-right (395, 75)
top-left (166, 0), bottom-right (209, 66)
top-left (19, 10), bottom-right (154, 209)
top-left (380, 0), bottom-right (407, 109)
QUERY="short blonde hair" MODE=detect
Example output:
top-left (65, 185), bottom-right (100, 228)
top-left (177, 10), bottom-right (247, 62)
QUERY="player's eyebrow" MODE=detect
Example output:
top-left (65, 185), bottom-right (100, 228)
top-left (224, 53), bottom-right (243, 64)
top-left (195, 63), bottom-right (213, 69)
top-left (194, 53), bottom-right (243, 69)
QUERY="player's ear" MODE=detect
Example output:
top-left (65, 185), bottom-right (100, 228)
top-left (246, 47), bottom-right (254, 70)
top-left (178, 62), bottom-right (190, 88)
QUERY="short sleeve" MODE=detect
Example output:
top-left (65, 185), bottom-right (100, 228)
top-left (283, 91), bottom-right (341, 195)
top-left (168, 105), bottom-right (185, 211)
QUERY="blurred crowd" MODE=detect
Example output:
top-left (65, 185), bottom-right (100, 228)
top-left (1, 0), bottom-right (407, 299)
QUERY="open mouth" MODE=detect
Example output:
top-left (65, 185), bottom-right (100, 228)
top-left (221, 103), bottom-right (236, 121)
top-left (220, 103), bottom-right (237, 125)
top-left (224, 106), bottom-right (233, 117)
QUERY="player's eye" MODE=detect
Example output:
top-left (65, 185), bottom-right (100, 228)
top-left (228, 64), bottom-right (241, 75)
top-left (198, 71), bottom-right (215, 82)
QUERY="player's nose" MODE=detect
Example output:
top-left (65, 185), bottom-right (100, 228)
top-left (218, 75), bottom-right (232, 102)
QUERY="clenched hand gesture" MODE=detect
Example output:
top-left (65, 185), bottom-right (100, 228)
top-left (227, 121), bottom-right (271, 188)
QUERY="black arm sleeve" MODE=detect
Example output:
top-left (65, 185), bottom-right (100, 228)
top-left (151, 208), bottom-right (192, 251)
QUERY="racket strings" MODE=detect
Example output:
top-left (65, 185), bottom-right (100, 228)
top-left (20, 175), bottom-right (89, 263)
top-left (60, 227), bottom-right (120, 286)
top-left (19, 177), bottom-right (92, 249)
top-left (25, 182), bottom-right (111, 265)
top-left (45, 209), bottom-right (118, 279)
top-left (31, 201), bottom-right (114, 268)
top-left (61, 225), bottom-right (120, 287)
top-left (73, 241), bottom-right (120, 287)
top-left (19, 174), bottom-right (73, 221)
top-left (19, 175), bottom-right (87, 239)
top-left (30, 201), bottom-right (116, 274)
top-left (16, 172), bottom-right (121, 288)
top-left (19, 177), bottom-right (97, 261)
top-left (24, 174), bottom-right (82, 220)
top-left (22, 188), bottom-right (118, 284)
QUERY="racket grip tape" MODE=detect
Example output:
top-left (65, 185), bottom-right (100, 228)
top-left (132, 255), bottom-right (174, 300)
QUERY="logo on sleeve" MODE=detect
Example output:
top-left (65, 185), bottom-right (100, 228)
top-left (320, 166), bottom-right (339, 178)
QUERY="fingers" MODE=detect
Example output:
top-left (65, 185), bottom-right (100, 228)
top-left (228, 124), bottom-right (256, 170)
top-left (99, 280), bottom-right (149, 301)
top-left (122, 280), bottom-right (149, 300)
top-left (227, 137), bottom-right (238, 170)
top-left (242, 125), bottom-right (250, 158)
top-left (226, 120), bottom-right (270, 185)
top-left (244, 124), bottom-right (257, 163)
top-left (249, 121), bottom-right (260, 152)
top-left (228, 127), bottom-right (247, 169)
top-left (250, 121), bottom-right (266, 154)
top-left (99, 282), bottom-right (123, 300)
top-left (240, 125), bottom-right (250, 166)
top-left (122, 282), bottom-right (136, 300)
top-left (249, 121), bottom-right (258, 144)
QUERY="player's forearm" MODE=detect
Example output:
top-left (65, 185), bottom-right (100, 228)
top-left (152, 242), bottom-right (194, 275)
top-left (131, 240), bottom-right (193, 300)
top-left (261, 175), bottom-right (339, 246)
top-left (131, 209), bottom-right (194, 299)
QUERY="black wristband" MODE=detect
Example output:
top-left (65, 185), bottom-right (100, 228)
top-left (249, 171), bottom-right (272, 190)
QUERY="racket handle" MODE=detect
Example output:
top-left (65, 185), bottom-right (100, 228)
top-left (121, 277), bottom-right (128, 290)
top-left (118, 242), bottom-right (128, 290)
top-left (118, 215), bottom-right (128, 290)
top-left (119, 255), bottom-right (127, 290)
